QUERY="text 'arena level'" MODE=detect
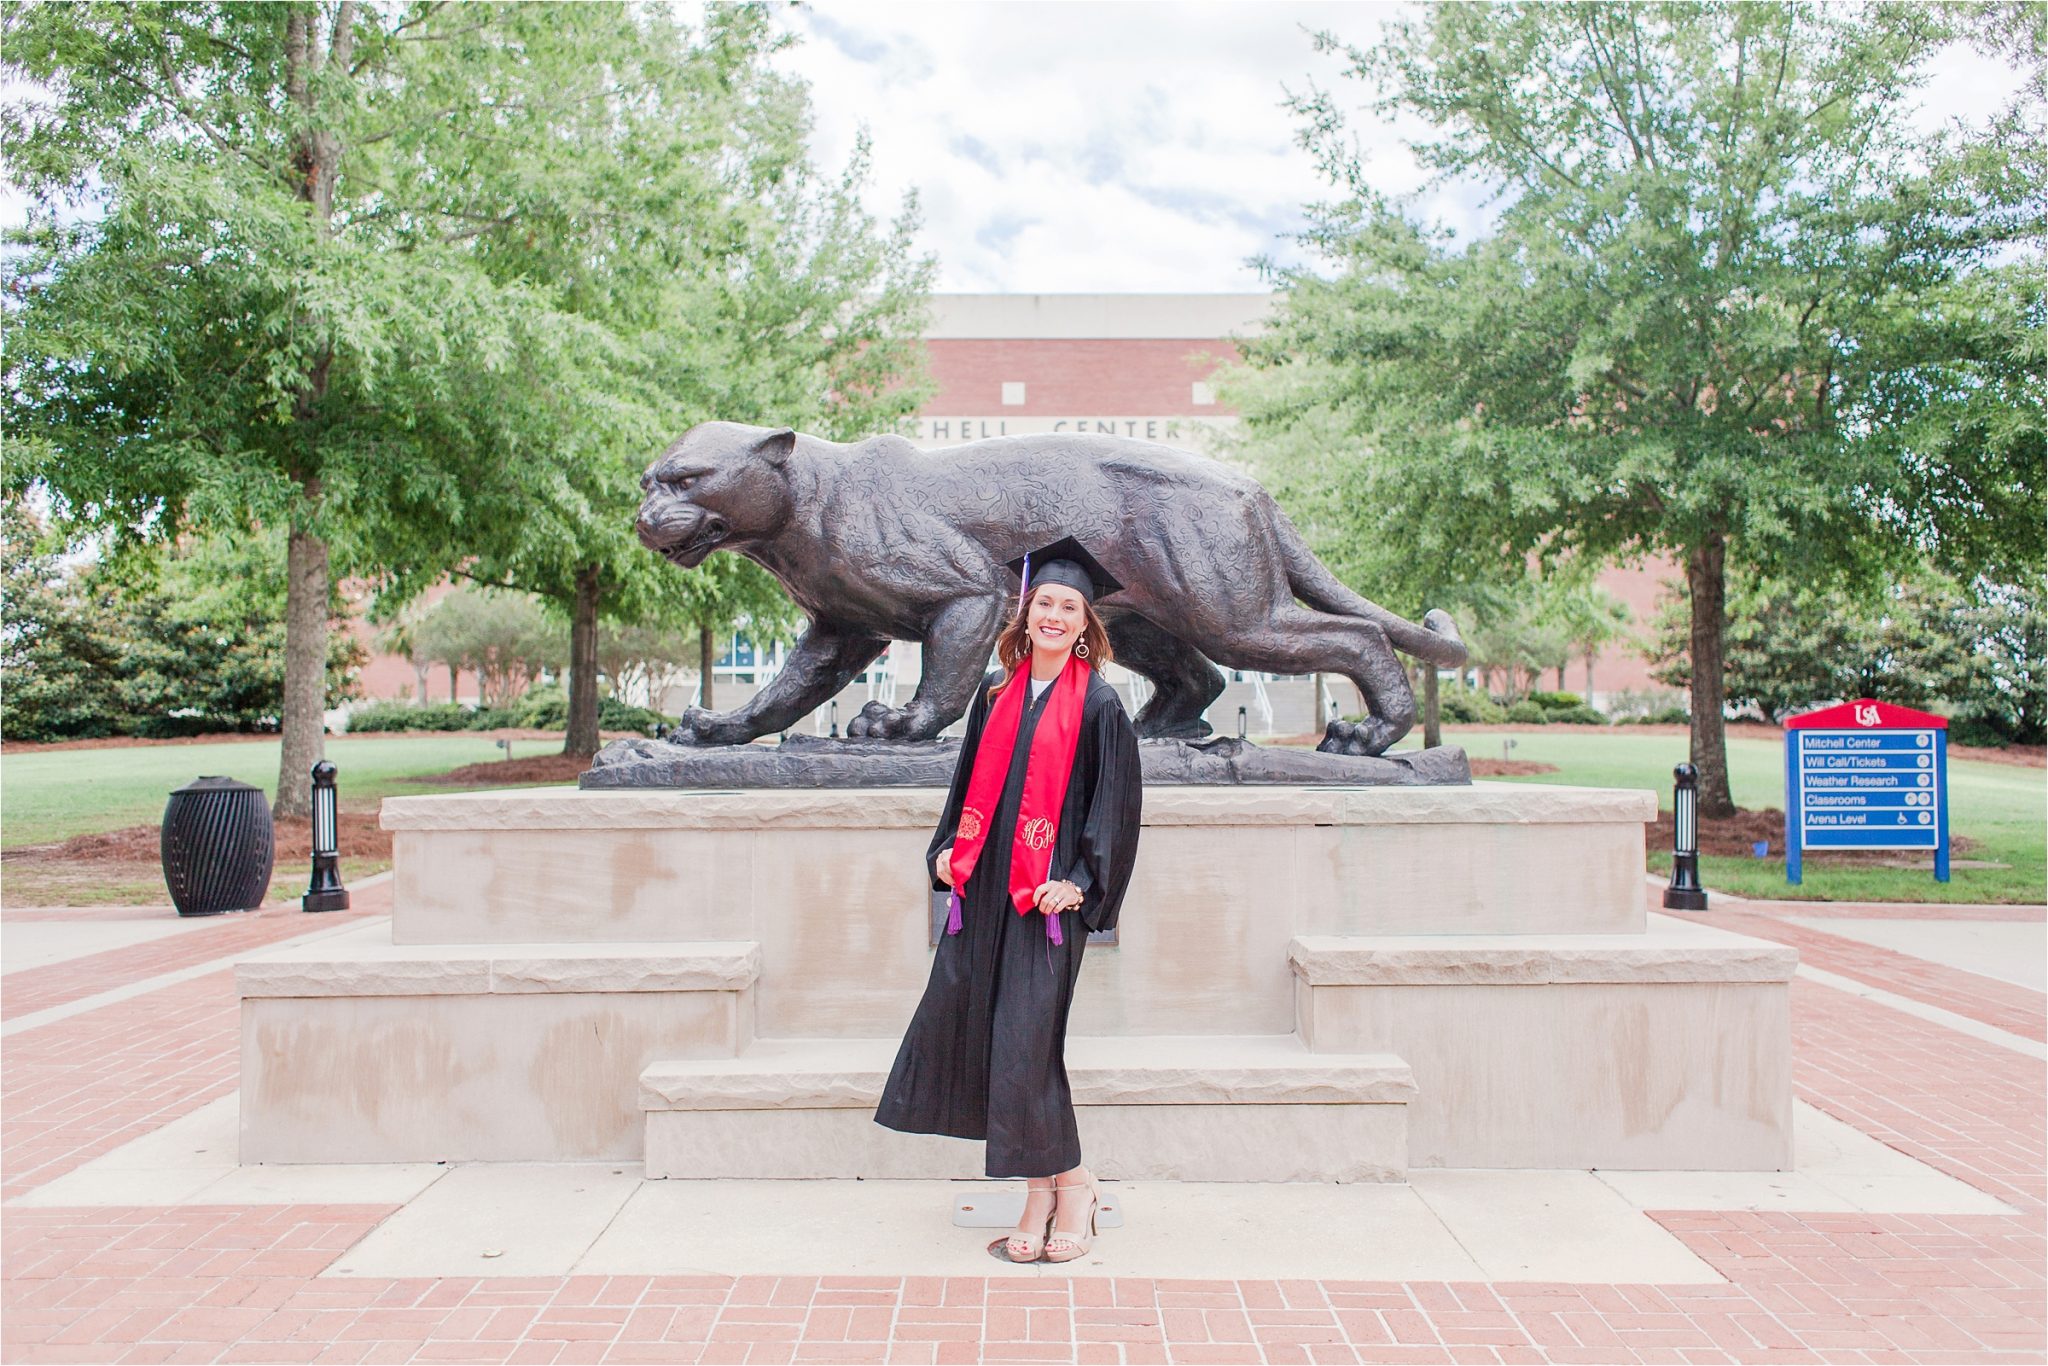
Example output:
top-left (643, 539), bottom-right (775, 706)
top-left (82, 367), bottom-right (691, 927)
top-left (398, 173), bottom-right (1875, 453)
top-left (1784, 699), bottom-right (1950, 885)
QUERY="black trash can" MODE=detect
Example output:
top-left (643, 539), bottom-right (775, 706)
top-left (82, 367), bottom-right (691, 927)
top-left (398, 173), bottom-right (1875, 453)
top-left (160, 777), bottom-right (275, 916)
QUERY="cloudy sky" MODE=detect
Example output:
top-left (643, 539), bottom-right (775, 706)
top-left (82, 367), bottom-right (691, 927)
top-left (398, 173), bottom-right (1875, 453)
top-left (771, 1), bottom-right (1449, 292)
top-left (768, 2), bottom-right (2027, 294)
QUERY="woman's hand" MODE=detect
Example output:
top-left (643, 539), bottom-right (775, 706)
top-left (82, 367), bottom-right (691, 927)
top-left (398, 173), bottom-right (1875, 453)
top-left (934, 850), bottom-right (955, 887)
top-left (1034, 880), bottom-right (1083, 915)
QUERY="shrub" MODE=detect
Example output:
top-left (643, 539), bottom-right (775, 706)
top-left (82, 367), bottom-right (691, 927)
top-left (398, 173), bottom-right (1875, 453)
top-left (2, 510), bottom-right (361, 741)
top-left (1525, 690), bottom-right (1584, 711)
top-left (345, 700), bottom-right (473, 732)
top-left (1503, 700), bottom-right (1550, 724)
top-left (503, 686), bottom-right (668, 733)
top-left (515, 685), bottom-right (567, 729)
top-left (130, 710), bottom-right (231, 739)
top-left (1620, 706), bottom-right (1691, 725)
top-left (1547, 704), bottom-right (1609, 725)
top-left (601, 697), bottom-right (670, 733)
top-left (1437, 690), bottom-right (1507, 724)
top-left (343, 700), bottom-right (418, 732)
top-left (464, 706), bottom-right (521, 731)
top-left (1948, 714), bottom-right (2015, 749)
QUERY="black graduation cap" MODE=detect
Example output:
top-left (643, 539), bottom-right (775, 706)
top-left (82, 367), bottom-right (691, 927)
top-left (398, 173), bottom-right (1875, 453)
top-left (1005, 535), bottom-right (1123, 606)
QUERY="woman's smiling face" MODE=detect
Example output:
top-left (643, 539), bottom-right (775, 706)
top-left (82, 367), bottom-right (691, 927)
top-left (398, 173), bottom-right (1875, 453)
top-left (1027, 583), bottom-right (1087, 656)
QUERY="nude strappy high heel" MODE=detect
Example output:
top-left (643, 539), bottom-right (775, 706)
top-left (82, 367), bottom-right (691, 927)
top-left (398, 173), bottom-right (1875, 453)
top-left (1002, 1184), bottom-right (1056, 1262)
top-left (1043, 1171), bottom-right (1100, 1263)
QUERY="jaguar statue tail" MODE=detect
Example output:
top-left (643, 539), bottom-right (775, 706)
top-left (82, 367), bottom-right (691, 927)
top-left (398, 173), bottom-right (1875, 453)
top-left (1273, 513), bottom-right (1469, 668)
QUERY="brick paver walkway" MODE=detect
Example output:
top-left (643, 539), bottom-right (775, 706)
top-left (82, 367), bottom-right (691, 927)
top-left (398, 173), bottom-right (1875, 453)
top-left (3, 892), bottom-right (386, 1022)
top-left (3, 895), bottom-right (2042, 1365)
top-left (1725, 902), bottom-right (2043, 924)
top-left (1703, 908), bottom-right (2046, 1043)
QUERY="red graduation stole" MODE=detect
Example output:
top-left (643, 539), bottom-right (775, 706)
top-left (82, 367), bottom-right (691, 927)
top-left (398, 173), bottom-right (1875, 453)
top-left (946, 656), bottom-right (1090, 944)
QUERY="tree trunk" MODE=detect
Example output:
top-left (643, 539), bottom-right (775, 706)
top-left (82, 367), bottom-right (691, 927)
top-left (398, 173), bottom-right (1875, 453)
top-left (698, 626), bottom-right (715, 709)
top-left (1584, 651), bottom-right (1596, 701)
top-left (565, 565), bottom-right (602, 756)
top-left (274, 516), bottom-right (329, 820)
top-left (273, 5), bottom-right (352, 821)
top-left (1422, 665), bottom-right (1441, 749)
top-left (1555, 664), bottom-right (1567, 691)
top-left (1686, 533), bottom-right (1737, 818)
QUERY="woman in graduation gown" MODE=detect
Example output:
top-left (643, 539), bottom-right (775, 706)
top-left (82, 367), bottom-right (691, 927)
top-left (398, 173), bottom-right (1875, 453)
top-left (875, 537), bottom-right (1144, 1263)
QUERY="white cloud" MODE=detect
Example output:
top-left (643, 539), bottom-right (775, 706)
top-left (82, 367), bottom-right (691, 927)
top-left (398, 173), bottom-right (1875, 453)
top-left (773, 1), bottom-right (1416, 292)
top-left (769, 3), bottom-right (2033, 294)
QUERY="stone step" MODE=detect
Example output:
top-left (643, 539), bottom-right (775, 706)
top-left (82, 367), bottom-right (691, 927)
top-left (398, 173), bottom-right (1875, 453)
top-left (1289, 915), bottom-right (1797, 1170)
top-left (641, 1034), bottom-right (1413, 1183)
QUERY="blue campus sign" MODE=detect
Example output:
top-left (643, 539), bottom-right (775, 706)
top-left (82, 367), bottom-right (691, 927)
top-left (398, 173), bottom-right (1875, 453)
top-left (1784, 699), bottom-right (1949, 885)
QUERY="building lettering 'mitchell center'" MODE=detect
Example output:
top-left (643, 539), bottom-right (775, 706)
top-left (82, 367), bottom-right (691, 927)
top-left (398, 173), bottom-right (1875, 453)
top-left (912, 292), bottom-right (1258, 450)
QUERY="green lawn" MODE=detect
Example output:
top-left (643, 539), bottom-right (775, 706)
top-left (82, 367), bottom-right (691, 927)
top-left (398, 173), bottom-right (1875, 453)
top-left (1, 734), bottom-right (555, 849)
top-left (1431, 727), bottom-right (2047, 905)
top-left (6, 727), bottom-right (2041, 907)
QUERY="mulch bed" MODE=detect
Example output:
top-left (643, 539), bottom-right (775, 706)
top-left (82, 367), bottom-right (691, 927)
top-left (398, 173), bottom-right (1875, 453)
top-left (1648, 805), bottom-right (1979, 862)
top-left (2, 727), bottom-right (579, 753)
top-left (1276, 721), bottom-right (2042, 769)
top-left (9, 810), bottom-right (396, 869)
top-left (7, 750), bottom-right (600, 877)
top-left (416, 752), bottom-right (595, 786)
top-left (1467, 759), bottom-right (1561, 776)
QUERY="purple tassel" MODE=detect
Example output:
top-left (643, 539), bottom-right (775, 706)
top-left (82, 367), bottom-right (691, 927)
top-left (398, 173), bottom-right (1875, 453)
top-left (1046, 912), bottom-right (1063, 946)
top-left (945, 888), bottom-right (963, 936)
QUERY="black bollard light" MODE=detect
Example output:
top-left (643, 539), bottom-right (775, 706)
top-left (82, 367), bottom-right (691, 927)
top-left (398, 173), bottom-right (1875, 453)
top-left (1663, 762), bottom-right (1708, 911)
top-left (828, 700), bottom-right (840, 738)
top-left (1237, 705), bottom-right (1248, 740)
top-left (302, 761), bottom-right (350, 913)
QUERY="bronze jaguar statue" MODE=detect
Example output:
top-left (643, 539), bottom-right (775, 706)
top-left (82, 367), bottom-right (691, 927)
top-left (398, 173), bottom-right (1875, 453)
top-left (635, 422), bottom-right (1466, 756)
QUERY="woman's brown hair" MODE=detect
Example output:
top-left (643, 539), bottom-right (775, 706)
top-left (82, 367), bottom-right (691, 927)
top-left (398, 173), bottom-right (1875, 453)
top-left (987, 590), bottom-right (1115, 702)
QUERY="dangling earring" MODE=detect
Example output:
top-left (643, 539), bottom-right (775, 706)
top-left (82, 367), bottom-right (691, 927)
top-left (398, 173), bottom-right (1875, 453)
top-left (1075, 639), bottom-right (1089, 659)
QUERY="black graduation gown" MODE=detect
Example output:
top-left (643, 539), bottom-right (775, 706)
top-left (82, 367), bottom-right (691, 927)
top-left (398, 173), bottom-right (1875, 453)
top-left (874, 665), bottom-right (1144, 1177)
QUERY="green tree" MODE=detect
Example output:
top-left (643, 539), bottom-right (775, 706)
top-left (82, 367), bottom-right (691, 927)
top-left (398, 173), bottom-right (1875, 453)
top-left (1452, 572), bottom-right (1632, 702)
top-left (1653, 569), bottom-right (2047, 742)
top-left (1952, 583), bottom-right (2046, 746)
top-left (5, 3), bottom-right (604, 812)
top-left (1232, 2), bottom-right (2044, 814)
top-left (5, 3), bottom-right (927, 802)
top-left (0, 498), bottom-right (123, 741)
top-left (102, 528), bottom-right (365, 735)
top-left (596, 623), bottom-right (694, 715)
top-left (408, 587), bottom-right (564, 709)
top-left (377, 6), bottom-right (932, 755)
top-left (1215, 365), bottom-right (1486, 746)
top-left (1553, 581), bottom-right (1634, 698)
top-left (1, 512), bottom-right (359, 741)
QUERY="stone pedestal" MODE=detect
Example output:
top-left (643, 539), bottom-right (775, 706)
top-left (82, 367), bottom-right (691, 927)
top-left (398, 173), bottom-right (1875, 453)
top-left (237, 782), bottom-right (1796, 1174)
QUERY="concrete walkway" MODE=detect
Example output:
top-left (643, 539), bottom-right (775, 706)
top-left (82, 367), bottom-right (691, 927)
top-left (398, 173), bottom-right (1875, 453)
top-left (3, 885), bottom-right (2042, 1363)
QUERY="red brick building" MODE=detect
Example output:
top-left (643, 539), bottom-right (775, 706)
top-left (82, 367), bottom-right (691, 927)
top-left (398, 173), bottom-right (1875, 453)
top-left (913, 293), bottom-right (1257, 448)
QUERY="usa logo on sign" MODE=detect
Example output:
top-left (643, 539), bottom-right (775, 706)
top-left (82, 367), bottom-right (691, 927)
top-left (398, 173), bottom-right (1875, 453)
top-left (1854, 703), bottom-right (1881, 726)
